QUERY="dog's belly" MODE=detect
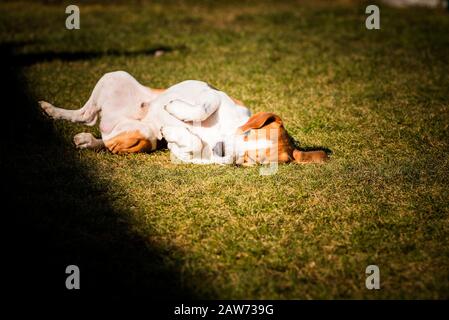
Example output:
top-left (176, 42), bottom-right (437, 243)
top-left (96, 71), bottom-right (154, 137)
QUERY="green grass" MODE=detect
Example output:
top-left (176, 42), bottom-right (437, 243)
top-left (2, 0), bottom-right (449, 299)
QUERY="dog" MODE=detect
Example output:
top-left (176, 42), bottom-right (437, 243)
top-left (40, 71), bottom-right (327, 165)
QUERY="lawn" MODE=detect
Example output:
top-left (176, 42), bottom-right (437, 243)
top-left (2, 0), bottom-right (448, 299)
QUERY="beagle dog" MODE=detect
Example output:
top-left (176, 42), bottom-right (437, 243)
top-left (40, 71), bottom-right (327, 165)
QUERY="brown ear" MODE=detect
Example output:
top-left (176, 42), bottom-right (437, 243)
top-left (293, 149), bottom-right (328, 164)
top-left (238, 112), bottom-right (283, 133)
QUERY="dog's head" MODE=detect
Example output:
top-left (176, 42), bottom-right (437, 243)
top-left (236, 112), bottom-right (295, 165)
top-left (236, 112), bottom-right (328, 165)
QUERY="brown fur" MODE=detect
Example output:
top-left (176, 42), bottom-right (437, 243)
top-left (104, 131), bottom-right (153, 154)
top-left (150, 88), bottom-right (166, 94)
top-left (237, 112), bottom-right (328, 165)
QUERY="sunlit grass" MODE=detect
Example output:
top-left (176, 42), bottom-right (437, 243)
top-left (2, 0), bottom-right (448, 298)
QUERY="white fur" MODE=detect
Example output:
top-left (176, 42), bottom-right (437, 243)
top-left (40, 71), bottom-right (160, 149)
top-left (143, 80), bottom-right (252, 163)
top-left (40, 71), bottom-right (256, 163)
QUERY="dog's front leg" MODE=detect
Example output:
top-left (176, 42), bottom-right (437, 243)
top-left (73, 132), bottom-right (105, 150)
top-left (164, 91), bottom-right (220, 122)
top-left (161, 126), bottom-right (206, 163)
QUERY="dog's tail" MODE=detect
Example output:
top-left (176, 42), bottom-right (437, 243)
top-left (292, 149), bottom-right (328, 164)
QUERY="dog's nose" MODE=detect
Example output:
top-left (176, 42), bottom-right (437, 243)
top-left (212, 141), bottom-right (225, 157)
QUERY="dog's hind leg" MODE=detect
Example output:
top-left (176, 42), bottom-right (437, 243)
top-left (39, 98), bottom-right (99, 126)
top-left (39, 74), bottom-right (107, 126)
top-left (73, 132), bottom-right (105, 150)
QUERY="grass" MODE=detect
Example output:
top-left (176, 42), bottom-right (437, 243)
top-left (2, 0), bottom-right (448, 299)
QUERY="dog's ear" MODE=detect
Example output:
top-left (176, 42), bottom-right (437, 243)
top-left (238, 112), bottom-right (283, 134)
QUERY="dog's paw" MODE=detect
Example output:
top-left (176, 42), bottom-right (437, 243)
top-left (160, 126), bottom-right (177, 139)
top-left (73, 132), bottom-right (95, 149)
top-left (38, 100), bottom-right (55, 118)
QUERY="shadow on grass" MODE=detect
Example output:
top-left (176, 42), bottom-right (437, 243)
top-left (2, 42), bottom-right (195, 301)
top-left (10, 44), bottom-right (186, 66)
top-left (290, 137), bottom-right (332, 156)
top-left (298, 145), bottom-right (332, 155)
